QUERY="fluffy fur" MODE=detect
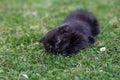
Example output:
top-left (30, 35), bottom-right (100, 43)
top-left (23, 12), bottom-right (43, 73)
top-left (39, 9), bottom-right (100, 56)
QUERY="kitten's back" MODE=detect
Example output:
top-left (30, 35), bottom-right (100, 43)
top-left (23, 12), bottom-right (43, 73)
top-left (63, 9), bottom-right (100, 35)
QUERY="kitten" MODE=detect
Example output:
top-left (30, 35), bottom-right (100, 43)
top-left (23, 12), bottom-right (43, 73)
top-left (39, 9), bottom-right (100, 56)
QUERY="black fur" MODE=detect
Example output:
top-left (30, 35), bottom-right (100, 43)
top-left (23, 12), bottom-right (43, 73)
top-left (39, 9), bottom-right (100, 56)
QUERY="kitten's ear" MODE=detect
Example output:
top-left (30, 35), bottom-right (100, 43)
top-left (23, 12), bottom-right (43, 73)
top-left (88, 36), bottom-right (95, 44)
top-left (39, 37), bottom-right (45, 43)
top-left (58, 23), bottom-right (70, 33)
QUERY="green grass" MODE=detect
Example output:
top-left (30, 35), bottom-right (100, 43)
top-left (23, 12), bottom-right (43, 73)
top-left (0, 0), bottom-right (120, 80)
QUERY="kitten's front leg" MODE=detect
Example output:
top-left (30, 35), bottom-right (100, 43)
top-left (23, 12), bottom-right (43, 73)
top-left (65, 49), bottom-right (75, 57)
top-left (65, 32), bottom-right (88, 56)
top-left (65, 44), bottom-right (85, 56)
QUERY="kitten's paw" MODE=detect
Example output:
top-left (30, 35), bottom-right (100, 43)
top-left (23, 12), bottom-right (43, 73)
top-left (64, 53), bottom-right (74, 57)
top-left (65, 50), bottom-right (75, 57)
top-left (88, 36), bottom-right (95, 44)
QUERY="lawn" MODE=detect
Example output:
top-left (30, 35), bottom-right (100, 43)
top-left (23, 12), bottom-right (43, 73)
top-left (0, 0), bottom-right (120, 80)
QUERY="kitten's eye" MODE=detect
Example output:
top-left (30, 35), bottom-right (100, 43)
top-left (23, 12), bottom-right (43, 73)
top-left (46, 44), bottom-right (52, 48)
top-left (49, 45), bottom-right (52, 49)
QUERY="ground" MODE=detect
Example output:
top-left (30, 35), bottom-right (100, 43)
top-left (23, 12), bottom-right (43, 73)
top-left (0, 0), bottom-right (120, 80)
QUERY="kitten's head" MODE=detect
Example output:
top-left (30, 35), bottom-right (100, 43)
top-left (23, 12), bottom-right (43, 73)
top-left (40, 23), bottom-right (72, 53)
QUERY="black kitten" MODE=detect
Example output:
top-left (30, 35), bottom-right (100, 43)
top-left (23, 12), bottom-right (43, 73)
top-left (39, 9), bottom-right (100, 56)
